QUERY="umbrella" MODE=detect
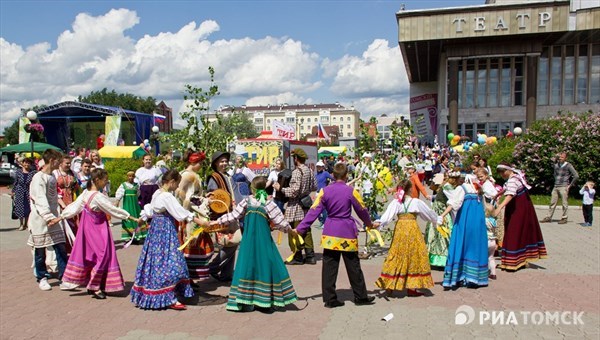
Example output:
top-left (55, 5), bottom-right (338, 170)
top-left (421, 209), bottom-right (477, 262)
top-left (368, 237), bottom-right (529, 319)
top-left (98, 146), bottom-right (147, 159)
top-left (0, 142), bottom-right (62, 153)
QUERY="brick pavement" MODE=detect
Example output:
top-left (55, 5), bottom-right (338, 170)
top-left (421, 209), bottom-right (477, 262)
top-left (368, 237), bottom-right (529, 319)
top-left (0, 192), bottom-right (598, 339)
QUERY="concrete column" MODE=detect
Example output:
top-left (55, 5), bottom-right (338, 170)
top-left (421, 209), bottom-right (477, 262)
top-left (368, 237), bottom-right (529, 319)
top-left (526, 55), bottom-right (538, 128)
top-left (447, 60), bottom-right (459, 134)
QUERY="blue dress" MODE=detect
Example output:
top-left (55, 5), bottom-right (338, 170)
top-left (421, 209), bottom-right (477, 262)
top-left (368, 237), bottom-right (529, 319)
top-left (12, 169), bottom-right (36, 219)
top-left (131, 212), bottom-right (193, 309)
top-left (443, 185), bottom-right (489, 288)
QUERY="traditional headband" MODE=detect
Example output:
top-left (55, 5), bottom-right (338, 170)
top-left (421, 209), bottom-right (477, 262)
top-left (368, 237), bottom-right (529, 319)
top-left (448, 171), bottom-right (461, 178)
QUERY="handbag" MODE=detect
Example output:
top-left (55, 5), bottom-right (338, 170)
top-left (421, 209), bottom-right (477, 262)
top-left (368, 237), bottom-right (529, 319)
top-left (298, 167), bottom-right (314, 209)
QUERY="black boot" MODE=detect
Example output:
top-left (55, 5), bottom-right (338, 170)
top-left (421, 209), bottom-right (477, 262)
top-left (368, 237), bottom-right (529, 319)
top-left (285, 252), bottom-right (304, 265)
top-left (304, 248), bottom-right (316, 265)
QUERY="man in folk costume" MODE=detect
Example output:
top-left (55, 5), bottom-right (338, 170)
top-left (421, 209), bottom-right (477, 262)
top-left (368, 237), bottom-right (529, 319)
top-left (176, 150), bottom-right (213, 284)
top-left (273, 148), bottom-right (317, 265)
top-left (206, 151), bottom-right (239, 282)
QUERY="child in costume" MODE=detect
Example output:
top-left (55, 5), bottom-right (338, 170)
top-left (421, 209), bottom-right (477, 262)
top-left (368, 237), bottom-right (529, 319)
top-left (296, 163), bottom-right (375, 308)
top-left (484, 204), bottom-right (498, 280)
top-left (114, 171), bottom-right (143, 241)
top-left (131, 169), bottom-right (209, 310)
top-left (374, 179), bottom-right (438, 297)
top-left (210, 176), bottom-right (297, 312)
top-left (60, 169), bottom-right (139, 299)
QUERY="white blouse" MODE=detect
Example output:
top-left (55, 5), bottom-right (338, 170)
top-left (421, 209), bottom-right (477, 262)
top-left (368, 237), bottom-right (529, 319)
top-left (481, 179), bottom-right (498, 200)
top-left (140, 190), bottom-right (194, 222)
top-left (135, 167), bottom-right (163, 185)
top-left (376, 198), bottom-right (438, 228)
top-left (61, 190), bottom-right (130, 220)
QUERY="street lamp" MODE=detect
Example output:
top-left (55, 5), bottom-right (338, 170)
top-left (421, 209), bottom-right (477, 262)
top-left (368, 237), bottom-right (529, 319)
top-left (150, 126), bottom-right (160, 156)
top-left (26, 110), bottom-right (37, 156)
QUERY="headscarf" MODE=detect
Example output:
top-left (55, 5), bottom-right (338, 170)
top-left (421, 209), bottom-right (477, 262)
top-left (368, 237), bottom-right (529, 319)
top-left (188, 151), bottom-right (206, 164)
top-left (497, 163), bottom-right (532, 190)
top-left (395, 187), bottom-right (405, 203)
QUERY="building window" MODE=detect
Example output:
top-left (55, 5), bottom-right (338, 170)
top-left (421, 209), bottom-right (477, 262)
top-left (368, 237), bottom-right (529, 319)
top-left (340, 117), bottom-right (344, 122)
top-left (514, 57), bottom-right (524, 106)
top-left (464, 123), bottom-right (474, 141)
top-left (321, 116), bottom-right (329, 122)
top-left (538, 49), bottom-right (549, 105)
top-left (577, 44), bottom-right (588, 104)
top-left (347, 132), bottom-right (353, 137)
top-left (340, 125), bottom-right (344, 130)
top-left (551, 46), bottom-right (562, 105)
top-left (286, 117), bottom-right (295, 124)
top-left (255, 118), bottom-right (264, 124)
top-left (499, 122), bottom-right (511, 136)
top-left (488, 122), bottom-right (498, 136)
top-left (563, 45), bottom-right (575, 105)
top-left (267, 119), bottom-right (270, 124)
top-left (464, 60), bottom-right (476, 108)
top-left (347, 124), bottom-right (351, 129)
top-left (477, 61), bottom-right (486, 107)
top-left (590, 44), bottom-right (600, 104)
top-left (488, 59), bottom-right (499, 107)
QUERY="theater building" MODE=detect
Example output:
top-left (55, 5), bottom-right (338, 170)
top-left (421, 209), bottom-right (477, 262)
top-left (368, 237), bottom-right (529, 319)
top-left (397, 0), bottom-right (599, 143)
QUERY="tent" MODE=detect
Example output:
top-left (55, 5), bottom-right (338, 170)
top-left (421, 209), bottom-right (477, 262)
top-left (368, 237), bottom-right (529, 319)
top-left (318, 146), bottom-right (347, 159)
top-left (0, 142), bottom-right (62, 153)
top-left (98, 146), bottom-right (147, 160)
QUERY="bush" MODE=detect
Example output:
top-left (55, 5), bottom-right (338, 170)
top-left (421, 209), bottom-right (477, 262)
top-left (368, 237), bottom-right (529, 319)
top-left (513, 111), bottom-right (600, 194)
top-left (104, 158), bottom-right (144, 196)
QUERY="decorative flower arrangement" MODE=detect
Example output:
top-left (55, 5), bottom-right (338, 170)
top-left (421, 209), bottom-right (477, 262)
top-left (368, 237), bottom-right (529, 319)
top-left (25, 123), bottom-right (44, 133)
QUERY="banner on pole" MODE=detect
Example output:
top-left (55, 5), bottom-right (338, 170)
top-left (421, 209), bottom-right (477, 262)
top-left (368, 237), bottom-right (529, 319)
top-left (19, 117), bottom-right (31, 144)
top-left (272, 120), bottom-right (296, 140)
top-left (104, 116), bottom-right (121, 146)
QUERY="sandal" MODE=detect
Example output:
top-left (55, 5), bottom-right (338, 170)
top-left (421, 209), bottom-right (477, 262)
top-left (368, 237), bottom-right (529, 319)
top-left (168, 302), bottom-right (187, 310)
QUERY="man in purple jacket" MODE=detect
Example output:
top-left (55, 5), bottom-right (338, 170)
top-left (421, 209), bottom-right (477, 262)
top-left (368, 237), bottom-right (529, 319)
top-left (296, 163), bottom-right (375, 308)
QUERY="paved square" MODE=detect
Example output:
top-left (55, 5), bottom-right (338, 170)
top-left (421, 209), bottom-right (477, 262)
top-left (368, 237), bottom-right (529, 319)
top-left (0, 192), bottom-right (598, 339)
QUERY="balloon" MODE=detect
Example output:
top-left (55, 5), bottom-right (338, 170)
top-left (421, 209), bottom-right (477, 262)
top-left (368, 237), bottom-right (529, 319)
top-left (491, 136), bottom-right (497, 143)
top-left (450, 139), bottom-right (458, 146)
top-left (514, 127), bottom-right (523, 136)
top-left (452, 135), bottom-right (461, 142)
top-left (447, 133), bottom-right (455, 141)
top-left (506, 131), bottom-right (514, 138)
top-left (453, 145), bottom-right (464, 152)
top-left (477, 136), bottom-right (486, 144)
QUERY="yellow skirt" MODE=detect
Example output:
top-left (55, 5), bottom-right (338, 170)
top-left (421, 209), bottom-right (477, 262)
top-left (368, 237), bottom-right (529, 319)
top-left (375, 214), bottom-right (434, 291)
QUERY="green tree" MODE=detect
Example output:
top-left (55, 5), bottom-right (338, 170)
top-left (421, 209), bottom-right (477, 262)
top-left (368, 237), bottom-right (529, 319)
top-left (214, 111), bottom-right (259, 139)
top-left (162, 67), bottom-right (234, 182)
top-left (2, 119), bottom-right (19, 147)
top-left (78, 88), bottom-right (157, 113)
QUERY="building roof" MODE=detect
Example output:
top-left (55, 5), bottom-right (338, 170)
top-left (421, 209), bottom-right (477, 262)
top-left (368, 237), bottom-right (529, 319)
top-left (216, 103), bottom-right (354, 113)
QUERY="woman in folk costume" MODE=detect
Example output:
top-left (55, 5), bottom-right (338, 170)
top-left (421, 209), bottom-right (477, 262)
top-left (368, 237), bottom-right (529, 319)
top-left (424, 172), bottom-right (460, 268)
top-left (12, 157), bottom-right (37, 231)
top-left (439, 174), bottom-right (489, 289)
top-left (135, 154), bottom-right (163, 208)
top-left (53, 156), bottom-right (79, 254)
top-left (206, 151), bottom-right (239, 282)
top-left (494, 163), bottom-right (547, 271)
top-left (374, 179), bottom-right (437, 297)
top-left (210, 176), bottom-right (297, 312)
top-left (131, 170), bottom-right (209, 310)
top-left (114, 171), bottom-right (142, 242)
top-left (60, 169), bottom-right (139, 299)
top-left (176, 150), bottom-right (213, 283)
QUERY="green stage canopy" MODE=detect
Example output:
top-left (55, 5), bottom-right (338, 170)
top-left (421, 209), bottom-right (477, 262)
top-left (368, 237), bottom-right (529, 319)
top-left (0, 142), bottom-right (62, 153)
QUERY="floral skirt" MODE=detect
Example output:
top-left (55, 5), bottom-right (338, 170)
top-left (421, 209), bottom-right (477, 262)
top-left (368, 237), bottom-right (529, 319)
top-left (375, 214), bottom-right (434, 291)
top-left (131, 214), bottom-right (193, 309)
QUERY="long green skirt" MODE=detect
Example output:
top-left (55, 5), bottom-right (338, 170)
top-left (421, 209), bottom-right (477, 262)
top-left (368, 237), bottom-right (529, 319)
top-left (226, 205), bottom-right (298, 311)
top-left (121, 188), bottom-right (144, 241)
top-left (424, 200), bottom-right (454, 267)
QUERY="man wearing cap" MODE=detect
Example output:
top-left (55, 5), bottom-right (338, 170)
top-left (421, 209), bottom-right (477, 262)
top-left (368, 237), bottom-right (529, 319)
top-left (316, 161), bottom-right (334, 227)
top-left (273, 148), bottom-right (317, 265)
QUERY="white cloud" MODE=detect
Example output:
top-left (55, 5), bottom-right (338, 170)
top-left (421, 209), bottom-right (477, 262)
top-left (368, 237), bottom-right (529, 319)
top-left (323, 39), bottom-right (408, 98)
top-left (0, 9), bottom-right (323, 133)
top-left (245, 92), bottom-right (307, 107)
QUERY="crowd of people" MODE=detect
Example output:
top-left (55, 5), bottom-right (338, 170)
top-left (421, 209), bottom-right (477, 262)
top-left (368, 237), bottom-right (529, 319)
top-left (8, 142), bottom-right (594, 313)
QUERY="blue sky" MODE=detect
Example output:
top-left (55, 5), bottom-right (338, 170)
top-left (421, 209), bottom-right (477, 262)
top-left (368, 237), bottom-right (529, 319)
top-left (0, 0), bottom-right (482, 132)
